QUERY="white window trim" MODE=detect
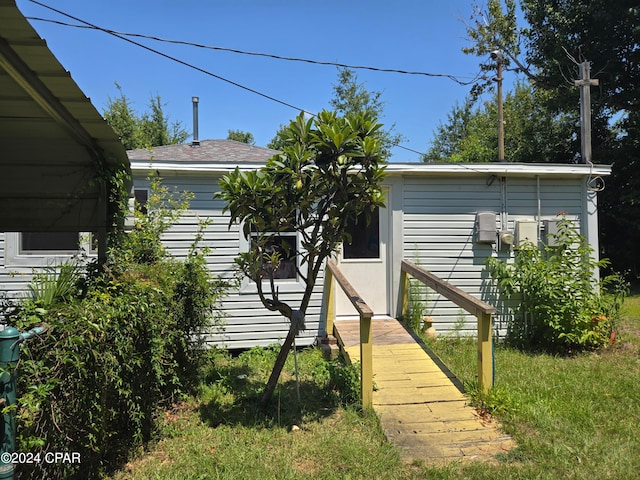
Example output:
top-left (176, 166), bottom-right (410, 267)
top-left (5, 232), bottom-right (94, 267)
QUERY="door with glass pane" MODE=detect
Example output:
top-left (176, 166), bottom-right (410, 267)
top-left (335, 199), bottom-right (389, 317)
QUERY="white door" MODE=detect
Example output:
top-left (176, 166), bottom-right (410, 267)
top-left (335, 195), bottom-right (390, 317)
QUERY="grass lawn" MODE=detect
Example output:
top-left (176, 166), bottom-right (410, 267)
top-left (110, 295), bottom-right (640, 479)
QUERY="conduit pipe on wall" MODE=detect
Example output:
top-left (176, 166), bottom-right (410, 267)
top-left (500, 176), bottom-right (508, 235)
top-left (536, 175), bottom-right (541, 246)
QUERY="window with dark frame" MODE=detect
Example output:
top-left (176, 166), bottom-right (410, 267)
top-left (257, 234), bottom-right (297, 280)
top-left (134, 188), bottom-right (149, 214)
top-left (249, 220), bottom-right (298, 280)
top-left (343, 207), bottom-right (380, 259)
top-left (20, 232), bottom-right (80, 253)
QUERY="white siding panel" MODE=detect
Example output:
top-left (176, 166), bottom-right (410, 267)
top-left (134, 173), bottom-right (324, 350)
top-left (0, 169), bottom-right (596, 349)
top-left (1, 173), bottom-right (324, 350)
top-left (401, 174), bottom-right (584, 339)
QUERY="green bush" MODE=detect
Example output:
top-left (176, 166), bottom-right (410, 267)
top-left (6, 176), bottom-right (226, 479)
top-left (485, 218), bottom-right (627, 352)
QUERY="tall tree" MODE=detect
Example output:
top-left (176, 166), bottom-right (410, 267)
top-left (267, 68), bottom-right (403, 156)
top-left (218, 110), bottom-right (386, 405)
top-left (103, 83), bottom-right (139, 151)
top-left (600, 111), bottom-right (640, 277)
top-left (103, 84), bottom-right (188, 150)
top-left (330, 67), bottom-right (403, 157)
top-left (462, 0), bottom-right (640, 276)
top-left (226, 129), bottom-right (256, 145)
top-left (425, 81), bottom-right (577, 163)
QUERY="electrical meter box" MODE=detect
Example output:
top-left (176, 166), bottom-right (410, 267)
top-left (516, 220), bottom-right (538, 246)
top-left (544, 219), bottom-right (560, 247)
top-left (475, 212), bottom-right (496, 244)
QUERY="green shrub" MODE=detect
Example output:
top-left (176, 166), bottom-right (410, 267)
top-left (6, 176), bottom-right (226, 479)
top-left (309, 355), bottom-right (361, 407)
top-left (485, 218), bottom-right (627, 352)
top-left (28, 260), bottom-right (83, 307)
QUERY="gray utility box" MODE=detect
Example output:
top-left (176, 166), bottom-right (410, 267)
top-left (476, 212), bottom-right (496, 244)
top-left (544, 219), bottom-right (561, 247)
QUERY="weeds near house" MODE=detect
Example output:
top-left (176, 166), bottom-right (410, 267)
top-left (28, 260), bottom-right (83, 307)
top-left (486, 217), bottom-right (628, 351)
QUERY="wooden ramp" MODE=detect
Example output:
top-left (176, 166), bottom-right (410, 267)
top-left (333, 317), bottom-right (515, 463)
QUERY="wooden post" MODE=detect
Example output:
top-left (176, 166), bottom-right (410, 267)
top-left (477, 312), bottom-right (493, 394)
top-left (574, 60), bottom-right (599, 164)
top-left (325, 260), bottom-right (374, 409)
top-left (360, 312), bottom-right (373, 408)
top-left (324, 267), bottom-right (335, 337)
top-left (398, 269), bottom-right (409, 320)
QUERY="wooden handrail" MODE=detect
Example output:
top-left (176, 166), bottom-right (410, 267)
top-left (323, 259), bottom-right (373, 408)
top-left (326, 260), bottom-right (374, 319)
top-left (399, 260), bottom-right (494, 394)
top-left (400, 260), bottom-right (495, 317)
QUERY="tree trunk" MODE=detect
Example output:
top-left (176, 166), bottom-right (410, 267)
top-left (260, 323), bottom-right (297, 406)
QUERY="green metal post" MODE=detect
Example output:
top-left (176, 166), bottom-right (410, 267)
top-left (0, 326), bottom-right (47, 480)
top-left (0, 327), bottom-right (20, 480)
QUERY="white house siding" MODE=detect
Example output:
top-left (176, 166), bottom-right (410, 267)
top-left (0, 231), bottom-right (89, 306)
top-left (133, 172), bottom-right (324, 350)
top-left (400, 173), bottom-right (584, 338)
top-left (0, 161), bottom-right (609, 348)
top-left (0, 234), bottom-right (33, 306)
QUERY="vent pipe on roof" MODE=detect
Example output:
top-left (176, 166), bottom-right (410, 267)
top-left (191, 96), bottom-right (200, 147)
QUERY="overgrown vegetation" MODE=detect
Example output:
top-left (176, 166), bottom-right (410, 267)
top-left (485, 218), bottom-right (627, 352)
top-left (423, 325), bottom-right (640, 480)
top-left (405, 277), bottom-right (432, 333)
top-left (3, 175), bottom-right (225, 479)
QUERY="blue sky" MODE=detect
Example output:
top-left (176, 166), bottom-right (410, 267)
top-left (17, 0), bottom-right (519, 162)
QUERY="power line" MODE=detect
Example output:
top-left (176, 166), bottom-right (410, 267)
top-left (26, 16), bottom-right (485, 86)
top-left (27, 0), bottom-right (484, 160)
top-left (26, 0), bottom-right (307, 113)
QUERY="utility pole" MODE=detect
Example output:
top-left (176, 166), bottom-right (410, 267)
top-left (574, 61), bottom-right (598, 164)
top-left (491, 50), bottom-right (505, 162)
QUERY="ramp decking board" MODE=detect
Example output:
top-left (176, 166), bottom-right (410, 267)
top-left (333, 317), bottom-right (515, 462)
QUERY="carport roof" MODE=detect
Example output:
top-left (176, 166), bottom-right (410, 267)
top-left (0, 0), bottom-right (130, 231)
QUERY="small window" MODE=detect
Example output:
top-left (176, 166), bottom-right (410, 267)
top-left (343, 207), bottom-right (380, 259)
top-left (20, 232), bottom-right (79, 254)
top-left (248, 217), bottom-right (298, 280)
top-left (134, 189), bottom-right (149, 214)
top-left (263, 234), bottom-right (297, 279)
top-left (251, 233), bottom-right (297, 280)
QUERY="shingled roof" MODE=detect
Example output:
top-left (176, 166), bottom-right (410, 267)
top-left (127, 139), bottom-right (279, 164)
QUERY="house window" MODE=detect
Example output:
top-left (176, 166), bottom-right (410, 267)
top-left (250, 229), bottom-right (297, 280)
top-left (343, 207), bottom-right (380, 259)
top-left (134, 188), bottom-right (149, 214)
top-left (5, 231), bottom-right (94, 267)
top-left (20, 232), bottom-right (80, 253)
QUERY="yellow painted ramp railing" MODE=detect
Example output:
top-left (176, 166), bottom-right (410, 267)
top-left (323, 260), bottom-right (374, 408)
top-left (399, 260), bottom-right (497, 394)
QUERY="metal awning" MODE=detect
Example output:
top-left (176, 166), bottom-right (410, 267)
top-left (0, 0), bottom-right (130, 232)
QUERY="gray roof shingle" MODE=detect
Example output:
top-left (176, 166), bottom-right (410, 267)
top-left (127, 139), bottom-right (278, 163)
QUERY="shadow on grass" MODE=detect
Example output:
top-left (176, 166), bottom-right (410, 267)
top-left (197, 352), bottom-right (354, 430)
